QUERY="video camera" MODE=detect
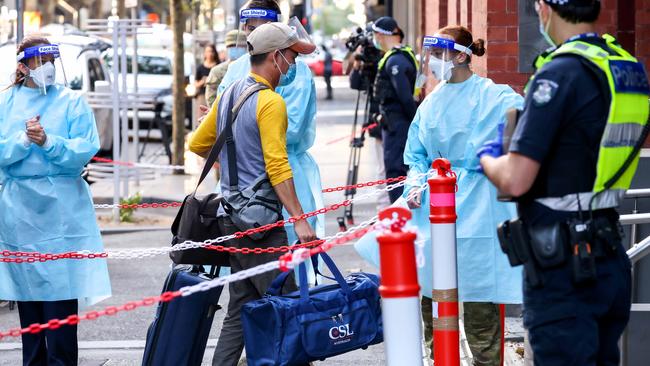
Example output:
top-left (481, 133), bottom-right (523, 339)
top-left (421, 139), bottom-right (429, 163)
top-left (345, 26), bottom-right (382, 78)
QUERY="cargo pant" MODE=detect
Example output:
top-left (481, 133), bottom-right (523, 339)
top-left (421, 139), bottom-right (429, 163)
top-left (421, 297), bottom-right (501, 365)
top-left (212, 218), bottom-right (299, 366)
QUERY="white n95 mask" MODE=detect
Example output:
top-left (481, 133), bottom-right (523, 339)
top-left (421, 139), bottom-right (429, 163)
top-left (30, 62), bottom-right (56, 88)
top-left (428, 56), bottom-right (454, 82)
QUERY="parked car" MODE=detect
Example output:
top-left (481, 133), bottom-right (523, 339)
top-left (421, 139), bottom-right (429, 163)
top-left (0, 35), bottom-right (114, 156)
top-left (102, 48), bottom-right (194, 129)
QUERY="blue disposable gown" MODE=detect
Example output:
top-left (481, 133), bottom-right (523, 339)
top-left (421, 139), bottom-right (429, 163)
top-left (218, 56), bottom-right (324, 250)
top-left (355, 74), bottom-right (524, 303)
top-left (0, 85), bottom-right (111, 306)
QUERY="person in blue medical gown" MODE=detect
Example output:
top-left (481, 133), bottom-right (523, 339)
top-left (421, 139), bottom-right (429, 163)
top-left (0, 36), bottom-right (111, 365)
top-left (354, 26), bottom-right (523, 364)
top-left (218, 4), bottom-right (324, 284)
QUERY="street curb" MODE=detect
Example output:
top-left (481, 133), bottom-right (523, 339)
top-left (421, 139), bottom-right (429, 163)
top-left (0, 339), bottom-right (219, 351)
top-left (94, 197), bottom-right (184, 206)
top-left (100, 226), bottom-right (169, 235)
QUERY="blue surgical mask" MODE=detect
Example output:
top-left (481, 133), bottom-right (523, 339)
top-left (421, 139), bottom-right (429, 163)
top-left (538, 11), bottom-right (556, 47)
top-left (227, 47), bottom-right (247, 60)
top-left (275, 52), bottom-right (297, 86)
top-left (372, 38), bottom-right (382, 51)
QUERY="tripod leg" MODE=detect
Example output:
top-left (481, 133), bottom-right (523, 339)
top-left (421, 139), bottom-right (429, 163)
top-left (156, 116), bottom-right (173, 164)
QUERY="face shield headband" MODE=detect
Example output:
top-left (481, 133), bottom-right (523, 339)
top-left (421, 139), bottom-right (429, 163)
top-left (16, 44), bottom-right (61, 62)
top-left (422, 36), bottom-right (472, 56)
top-left (239, 8), bottom-right (281, 23)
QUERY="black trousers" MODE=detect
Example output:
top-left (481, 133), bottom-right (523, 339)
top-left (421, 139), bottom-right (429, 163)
top-left (324, 73), bottom-right (333, 99)
top-left (382, 111), bottom-right (410, 203)
top-left (212, 217), bottom-right (299, 366)
top-left (17, 300), bottom-right (78, 366)
top-left (523, 242), bottom-right (631, 366)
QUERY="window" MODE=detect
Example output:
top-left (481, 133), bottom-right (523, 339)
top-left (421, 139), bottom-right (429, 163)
top-left (104, 54), bottom-right (172, 75)
top-left (87, 58), bottom-right (106, 92)
top-left (58, 44), bottom-right (83, 90)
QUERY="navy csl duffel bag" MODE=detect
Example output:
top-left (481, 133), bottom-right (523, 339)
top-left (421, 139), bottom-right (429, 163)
top-left (241, 252), bottom-right (383, 365)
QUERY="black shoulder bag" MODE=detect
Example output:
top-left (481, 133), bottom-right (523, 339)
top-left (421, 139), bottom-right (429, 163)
top-left (170, 82), bottom-right (268, 265)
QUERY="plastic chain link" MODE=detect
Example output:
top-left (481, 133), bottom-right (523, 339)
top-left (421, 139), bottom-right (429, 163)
top-left (0, 171), bottom-right (433, 263)
top-left (93, 202), bottom-right (183, 209)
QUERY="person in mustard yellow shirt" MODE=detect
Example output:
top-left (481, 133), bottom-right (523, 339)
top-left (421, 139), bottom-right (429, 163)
top-left (189, 22), bottom-right (316, 366)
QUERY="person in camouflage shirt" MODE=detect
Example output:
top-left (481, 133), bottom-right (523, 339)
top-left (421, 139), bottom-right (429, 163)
top-left (205, 30), bottom-right (248, 106)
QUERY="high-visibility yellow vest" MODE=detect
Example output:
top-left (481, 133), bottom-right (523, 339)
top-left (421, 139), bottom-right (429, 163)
top-left (377, 46), bottom-right (418, 72)
top-left (530, 35), bottom-right (650, 210)
top-left (377, 46), bottom-right (420, 98)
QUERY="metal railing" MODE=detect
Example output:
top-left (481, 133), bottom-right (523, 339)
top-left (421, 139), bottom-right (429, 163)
top-left (620, 191), bottom-right (650, 366)
top-left (626, 235), bottom-right (650, 263)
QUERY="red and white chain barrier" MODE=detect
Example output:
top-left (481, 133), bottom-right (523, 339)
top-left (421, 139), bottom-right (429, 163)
top-left (2, 171), bottom-right (433, 263)
top-left (0, 214), bottom-right (393, 340)
top-left (89, 176), bottom-right (408, 210)
top-left (93, 202), bottom-right (183, 210)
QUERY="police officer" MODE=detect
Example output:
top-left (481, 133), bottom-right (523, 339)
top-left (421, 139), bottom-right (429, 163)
top-left (479, 0), bottom-right (649, 364)
top-left (372, 16), bottom-right (418, 203)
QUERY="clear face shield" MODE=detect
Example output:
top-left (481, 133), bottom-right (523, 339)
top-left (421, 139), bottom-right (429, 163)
top-left (16, 44), bottom-right (66, 95)
top-left (237, 8), bottom-right (282, 50)
top-left (287, 16), bottom-right (317, 55)
top-left (417, 36), bottom-right (472, 85)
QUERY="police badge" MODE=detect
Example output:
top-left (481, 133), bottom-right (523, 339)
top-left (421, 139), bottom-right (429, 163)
top-left (532, 79), bottom-right (558, 106)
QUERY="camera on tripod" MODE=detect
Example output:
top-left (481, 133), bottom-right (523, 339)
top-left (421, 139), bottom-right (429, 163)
top-left (335, 26), bottom-right (384, 231)
top-left (345, 26), bottom-right (382, 79)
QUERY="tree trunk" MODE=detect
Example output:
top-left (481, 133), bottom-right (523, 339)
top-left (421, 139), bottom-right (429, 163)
top-left (117, 0), bottom-right (126, 18)
top-left (37, 0), bottom-right (56, 25)
top-left (90, 0), bottom-right (103, 19)
top-left (170, 0), bottom-right (186, 173)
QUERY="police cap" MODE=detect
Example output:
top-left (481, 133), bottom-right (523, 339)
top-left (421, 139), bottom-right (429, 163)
top-left (542, 0), bottom-right (600, 6)
top-left (372, 16), bottom-right (402, 36)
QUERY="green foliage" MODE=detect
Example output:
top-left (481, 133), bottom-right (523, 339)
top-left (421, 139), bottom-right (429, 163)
top-left (312, 4), bottom-right (356, 36)
top-left (120, 192), bottom-right (142, 223)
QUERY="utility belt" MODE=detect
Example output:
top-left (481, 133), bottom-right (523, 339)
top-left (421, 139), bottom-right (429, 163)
top-left (497, 213), bottom-right (621, 287)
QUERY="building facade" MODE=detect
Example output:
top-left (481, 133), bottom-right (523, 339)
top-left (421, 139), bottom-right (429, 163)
top-left (388, 0), bottom-right (650, 94)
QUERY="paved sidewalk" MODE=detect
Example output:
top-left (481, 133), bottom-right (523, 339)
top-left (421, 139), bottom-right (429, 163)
top-left (0, 76), bottom-right (527, 365)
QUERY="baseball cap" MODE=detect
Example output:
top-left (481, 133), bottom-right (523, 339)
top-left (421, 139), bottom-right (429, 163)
top-left (247, 22), bottom-right (316, 55)
top-left (224, 30), bottom-right (247, 48)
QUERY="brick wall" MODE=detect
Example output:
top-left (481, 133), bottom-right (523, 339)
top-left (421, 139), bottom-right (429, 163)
top-left (483, 0), bottom-right (528, 92)
top-left (637, 0), bottom-right (650, 71)
top-left (419, 0), bottom-right (649, 94)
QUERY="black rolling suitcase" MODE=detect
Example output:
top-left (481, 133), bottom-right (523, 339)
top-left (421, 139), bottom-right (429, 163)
top-left (142, 265), bottom-right (224, 366)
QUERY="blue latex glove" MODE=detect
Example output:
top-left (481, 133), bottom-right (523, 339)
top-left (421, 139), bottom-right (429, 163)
top-left (477, 122), bottom-right (505, 159)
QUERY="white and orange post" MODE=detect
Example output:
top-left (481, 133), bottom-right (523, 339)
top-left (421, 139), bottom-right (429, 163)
top-left (429, 158), bottom-right (460, 366)
top-left (376, 207), bottom-right (423, 366)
